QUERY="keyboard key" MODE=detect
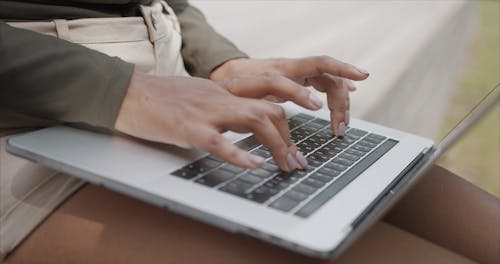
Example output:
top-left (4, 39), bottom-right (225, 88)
top-left (235, 135), bottom-right (260, 150)
top-left (317, 128), bottom-right (334, 138)
top-left (352, 144), bottom-right (372, 153)
top-left (288, 119), bottom-right (303, 129)
top-left (310, 172), bottom-right (334, 183)
top-left (358, 140), bottom-right (377, 149)
top-left (171, 168), bottom-right (199, 179)
top-left (288, 169), bottom-right (310, 179)
top-left (221, 164), bottom-right (245, 174)
top-left (348, 128), bottom-right (368, 137)
top-left (290, 131), bottom-right (307, 141)
top-left (319, 145), bottom-right (341, 156)
top-left (308, 153), bottom-right (329, 163)
top-left (307, 121), bottom-right (325, 130)
top-left (317, 167), bottom-right (341, 177)
top-left (264, 179), bottom-right (289, 191)
top-left (368, 133), bottom-right (386, 140)
top-left (327, 139), bottom-right (349, 149)
top-left (309, 118), bottom-right (330, 127)
top-left (293, 183), bottom-right (318, 195)
top-left (269, 197), bottom-right (300, 212)
top-left (259, 146), bottom-right (270, 151)
top-left (284, 190), bottom-right (309, 202)
top-left (185, 158), bottom-right (221, 174)
top-left (274, 172), bottom-right (300, 184)
top-left (262, 163), bottom-right (279, 172)
top-left (246, 187), bottom-right (276, 203)
top-left (254, 185), bottom-right (279, 196)
top-left (290, 113), bottom-right (314, 123)
top-left (325, 161), bottom-right (348, 171)
top-left (302, 177), bottom-right (326, 188)
top-left (239, 173), bottom-right (265, 184)
top-left (333, 157), bottom-right (354, 166)
top-left (297, 143), bottom-right (315, 154)
top-left (306, 155), bottom-right (324, 167)
top-left (250, 168), bottom-right (274, 179)
top-left (251, 148), bottom-right (272, 158)
top-left (220, 180), bottom-right (254, 196)
top-left (344, 133), bottom-right (361, 141)
top-left (335, 137), bottom-right (356, 145)
top-left (364, 136), bottom-right (383, 144)
top-left (339, 153), bottom-right (360, 161)
top-left (196, 169), bottom-right (236, 187)
top-left (346, 148), bottom-right (366, 157)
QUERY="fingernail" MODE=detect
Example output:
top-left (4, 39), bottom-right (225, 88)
top-left (286, 153), bottom-right (298, 170)
top-left (248, 154), bottom-right (265, 166)
top-left (337, 122), bottom-right (346, 137)
top-left (355, 66), bottom-right (369, 75)
top-left (295, 151), bottom-right (308, 168)
top-left (309, 93), bottom-right (323, 109)
top-left (345, 111), bottom-right (350, 126)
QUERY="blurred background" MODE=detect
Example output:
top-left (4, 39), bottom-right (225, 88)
top-left (192, 0), bottom-right (499, 196)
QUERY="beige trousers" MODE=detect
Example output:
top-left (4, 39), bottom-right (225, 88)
top-left (0, 0), bottom-right (188, 259)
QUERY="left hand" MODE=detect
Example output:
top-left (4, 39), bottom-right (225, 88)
top-left (210, 56), bottom-right (369, 136)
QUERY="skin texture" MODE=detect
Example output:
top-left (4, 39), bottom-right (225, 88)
top-left (115, 56), bottom-right (368, 171)
top-left (5, 165), bottom-right (498, 264)
top-left (115, 72), bottom-right (304, 171)
top-left (210, 57), bottom-right (368, 136)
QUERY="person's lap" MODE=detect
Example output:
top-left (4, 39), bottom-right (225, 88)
top-left (5, 165), bottom-right (498, 264)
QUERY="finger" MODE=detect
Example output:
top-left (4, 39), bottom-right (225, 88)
top-left (309, 74), bottom-right (349, 136)
top-left (252, 115), bottom-right (296, 171)
top-left (219, 74), bottom-right (323, 110)
top-left (277, 56), bottom-right (369, 82)
top-left (266, 104), bottom-right (308, 169)
top-left (197, 128), bottom-right (265, 169)
top-left (347, 79), bottom-right (357, 92)
top-left (328, 84), bottom-right (349, 137)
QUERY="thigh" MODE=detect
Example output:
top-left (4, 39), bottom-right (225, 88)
top-left (384, 165), bottom-right (500, 264)
top-left (5, 184), bottom-right (475, 264)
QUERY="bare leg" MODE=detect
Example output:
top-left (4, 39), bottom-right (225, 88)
top-left (384, 165), bottom-right (500, 264)
top-left (5, 184), bottom-right (474, 264)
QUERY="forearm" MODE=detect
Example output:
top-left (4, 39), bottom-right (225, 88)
top-left (0, 22), bottom-right (134, 131)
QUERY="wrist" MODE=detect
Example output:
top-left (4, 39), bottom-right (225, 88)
top-left (209, 58), bottom-right (248, 81)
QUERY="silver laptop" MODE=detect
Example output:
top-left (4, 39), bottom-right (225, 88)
top-left (6, 84), bottom-right (499, 259)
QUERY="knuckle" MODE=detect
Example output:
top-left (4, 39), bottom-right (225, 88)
top-left (297, 86), bottom-right (310, 98)
top-left (273, 58), bottom-right (287, 72)
top-left (274, 142), bottom-right (290, 157)
top-left (227, 147), bottom-right (241, 161)
top-left (318, 55), bottom-right (330, 62)
top-left (270, 105), bottom-right (286, 120)
top-left (206, 132), bottom-right (224, 150)
top-left (247, 107), bottom-right (267, 126)
top-left (219, 78), bottom-right (237, 93)
top-left (260, 72), bottom-right (280, 85)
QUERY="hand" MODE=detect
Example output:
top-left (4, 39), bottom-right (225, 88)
top-left (114, 71), bottom-right (308, 171)
top-left (210, 56), bottom-right (369, 136)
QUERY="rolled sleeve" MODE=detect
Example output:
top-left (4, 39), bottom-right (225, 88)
top-left (0, 22), bottom-right (134, 131)
top-left (177, 5), bottom-right (248, 78)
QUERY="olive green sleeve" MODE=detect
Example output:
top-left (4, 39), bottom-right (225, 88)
top-left (177, 4), bottom-right (248, 78)
top-left (0, 22), bottom-right (134, 131)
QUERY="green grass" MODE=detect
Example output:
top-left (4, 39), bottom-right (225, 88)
top-left (437, 1), bottom-right (500, 196)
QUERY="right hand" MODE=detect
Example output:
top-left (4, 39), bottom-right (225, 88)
top-left (114, 71), bottom-right (308, 172)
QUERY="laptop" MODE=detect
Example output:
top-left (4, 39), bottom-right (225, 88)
top-left (6, 83), bottom-right (499, 259)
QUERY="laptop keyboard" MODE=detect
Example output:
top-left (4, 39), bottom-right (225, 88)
top-left (171, 113), bottom-right (398, 218)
